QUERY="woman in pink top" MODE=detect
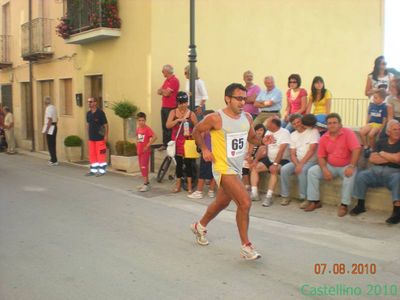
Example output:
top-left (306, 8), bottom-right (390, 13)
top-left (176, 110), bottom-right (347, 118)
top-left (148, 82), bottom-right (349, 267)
top-left (282, 74), bottom-right (307, 131)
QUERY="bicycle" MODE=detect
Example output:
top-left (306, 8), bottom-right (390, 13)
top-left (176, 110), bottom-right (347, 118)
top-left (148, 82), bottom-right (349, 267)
top-left (157, 154), bottom-right (198, 191)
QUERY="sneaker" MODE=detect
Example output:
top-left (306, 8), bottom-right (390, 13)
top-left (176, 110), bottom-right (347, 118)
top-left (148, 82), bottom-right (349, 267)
top-left (262, 195), bottom-right (273, 207)
top-left (188, 191), bottom-right (204, 199)
top-left (48, 161), bottom-right (59, 166)
top-left (139, 184), bottom-right (150, 192)
top-left (280, 197), bottom-right (291, 206)
top-left (250, 192), bottom-right (260, 202)
top-left (208, 190), bottom-right (215, 198)
top-left (240, 243), bottom-right (261, 260)
top-left (85, 172), bottom-right (97, 176)
top-left (190, 222), bottom-right (209, 245)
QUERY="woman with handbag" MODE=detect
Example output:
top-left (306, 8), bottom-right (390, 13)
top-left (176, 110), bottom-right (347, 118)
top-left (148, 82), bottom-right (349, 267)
top-left (166, 91), bottom-right (198, 193)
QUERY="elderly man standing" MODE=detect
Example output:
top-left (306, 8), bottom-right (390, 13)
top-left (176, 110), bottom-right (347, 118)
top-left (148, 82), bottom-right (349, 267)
top-left (3, 106), bottom-right (16, 154)
top-left (242, 71), bottom-right (261, 119)
top-left (351, 120), bottom-right (400, 224)
top-left (254, 76), bottom-right (282, 126)
top-left (158, 64), bottom-right (179, 150)
top-left (306, 113), bottom-right (361, 216)
top-left (43, 96), bottom-right (58, 166)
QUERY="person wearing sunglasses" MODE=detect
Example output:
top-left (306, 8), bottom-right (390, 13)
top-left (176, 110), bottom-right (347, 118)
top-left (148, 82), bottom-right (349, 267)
top-left (282, 74), bottom-right (307, 132)
top-left (86, 97), bottom-right (108, 176)
top-left (190, 83), bottom-right (269, 261)
top-left (365, 56), bottom-right (393, 99)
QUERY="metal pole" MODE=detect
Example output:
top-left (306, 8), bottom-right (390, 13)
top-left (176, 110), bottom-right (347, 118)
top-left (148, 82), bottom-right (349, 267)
top-left (29, 0), bottom-right (35, 151)
top-left (188, 0), bottom-right (197, 112)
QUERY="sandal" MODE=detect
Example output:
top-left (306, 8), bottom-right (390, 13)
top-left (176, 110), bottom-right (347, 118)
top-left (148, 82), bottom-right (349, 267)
top-left (172, 187), bottom-right (181, 193)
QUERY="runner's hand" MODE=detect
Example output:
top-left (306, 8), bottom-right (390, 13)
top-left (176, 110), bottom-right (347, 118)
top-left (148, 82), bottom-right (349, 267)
top-left (202, 148), bottom-right (214, 162)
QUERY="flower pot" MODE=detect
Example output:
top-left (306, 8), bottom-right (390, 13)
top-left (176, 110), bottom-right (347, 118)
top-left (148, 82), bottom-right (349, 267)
top-left (110, 155), bottom-right (139, 173)
top-left (65, 146), bottom-right (82, 162)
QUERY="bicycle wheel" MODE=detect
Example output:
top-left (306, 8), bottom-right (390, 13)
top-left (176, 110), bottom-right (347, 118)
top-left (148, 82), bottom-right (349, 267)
top-left (157, 156), bottom-right (172, 183)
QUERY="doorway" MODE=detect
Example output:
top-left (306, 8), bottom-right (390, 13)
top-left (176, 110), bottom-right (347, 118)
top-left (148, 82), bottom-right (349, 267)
top-left (85, 75), bottom-right (103, 108)
top-left (21, 82), bottom-right (33, 140)
top-left (37, 80), bottom-right (54, 151)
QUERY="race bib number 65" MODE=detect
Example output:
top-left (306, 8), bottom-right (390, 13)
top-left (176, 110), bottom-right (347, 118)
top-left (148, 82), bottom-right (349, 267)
top-left (227, 132), bottom-right (247, 158)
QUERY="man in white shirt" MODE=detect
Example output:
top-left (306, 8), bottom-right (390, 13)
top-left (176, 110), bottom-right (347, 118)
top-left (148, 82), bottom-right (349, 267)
top-left (184, 65), bottom-right (208, 120)
top-left (43, 96), bottom-right (58, 166)
top-left (3, 106), bottom-right (16, 154)
top-left (250, 117), bottom-right (291, 206)
top-left (280, 114), bottom-right (319, 207)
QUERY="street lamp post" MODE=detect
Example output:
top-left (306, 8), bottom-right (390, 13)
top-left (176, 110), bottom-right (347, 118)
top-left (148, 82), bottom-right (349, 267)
top-left (188, 0), bottom-right (196, 112)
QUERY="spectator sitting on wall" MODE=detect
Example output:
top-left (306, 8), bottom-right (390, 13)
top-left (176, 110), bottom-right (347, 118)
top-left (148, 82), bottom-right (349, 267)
top-left (351, 119), bottom-right (400, 224)
top-left (360, 88), bottom-right (388, 158)
top-left (282, 74), bottom-right (307, 132)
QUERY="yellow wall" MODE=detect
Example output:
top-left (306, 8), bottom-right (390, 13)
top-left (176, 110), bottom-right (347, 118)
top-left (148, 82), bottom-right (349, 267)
top-left (0, 0), bottom-right (385, 157)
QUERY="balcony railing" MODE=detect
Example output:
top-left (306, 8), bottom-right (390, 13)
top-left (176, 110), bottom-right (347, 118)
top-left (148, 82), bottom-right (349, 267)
top-left (21, 18), bottom-right (53, 61)
top-left (0, 35), bottom-right (12, 68)
top-left (331, 98), bottom-right (369, 128)
top-left (58, 0), bottom-right (121, 44)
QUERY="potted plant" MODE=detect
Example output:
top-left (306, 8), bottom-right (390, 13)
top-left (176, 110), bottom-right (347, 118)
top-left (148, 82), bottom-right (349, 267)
top-left (110, 101), bottom-right (139, 173)
top-left (64, 135), bottom-right (83, 162)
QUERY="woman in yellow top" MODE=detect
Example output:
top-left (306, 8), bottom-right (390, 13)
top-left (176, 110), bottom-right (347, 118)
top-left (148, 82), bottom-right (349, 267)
top-left (306, 76), bottom-right (332, 115)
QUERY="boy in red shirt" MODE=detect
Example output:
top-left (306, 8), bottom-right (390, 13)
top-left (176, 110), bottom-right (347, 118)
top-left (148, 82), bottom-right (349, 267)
top-left (136, 112), bottom-right (157, 192)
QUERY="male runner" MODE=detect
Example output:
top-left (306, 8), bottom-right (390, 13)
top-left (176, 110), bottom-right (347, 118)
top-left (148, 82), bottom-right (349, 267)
top-left (191, 83), bottom-right (266, 260)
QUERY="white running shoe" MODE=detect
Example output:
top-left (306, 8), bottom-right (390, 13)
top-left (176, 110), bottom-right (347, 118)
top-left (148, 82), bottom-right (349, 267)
top-left (139, 184), bottom-right (150, 192)
top-left (187, 191), bottom-right (203, 199)
top-left (262, 195), bottom-right (273, 207)
top-left (48, 161), bottom-right (59, 166)
top-left (250, 192), bottom-right (260, 201)
top-left (207, 190), bottom-right (215, 198)
top-left (190, 222), bottom-right (209, 245)
top-left (240, 243), bottom-right (261, 260)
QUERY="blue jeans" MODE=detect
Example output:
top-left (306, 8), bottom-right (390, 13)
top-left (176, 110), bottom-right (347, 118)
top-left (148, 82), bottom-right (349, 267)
top-left (353, 166), bottom-right (400, 201)
top-left (280, 161), bottom-right (316, 199)
top-left (307, 164), bottom-right (357, 205)
top-left (281, 120), bottom-right (294, 133)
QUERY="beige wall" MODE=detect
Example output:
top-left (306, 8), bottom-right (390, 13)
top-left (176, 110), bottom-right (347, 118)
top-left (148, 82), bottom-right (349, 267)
top-left (0, 0), bottom-right (385, 158)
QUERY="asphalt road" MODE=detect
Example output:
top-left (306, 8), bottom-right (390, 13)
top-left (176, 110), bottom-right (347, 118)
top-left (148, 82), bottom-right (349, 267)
top-left (1, 153), bottom-right (400, 300)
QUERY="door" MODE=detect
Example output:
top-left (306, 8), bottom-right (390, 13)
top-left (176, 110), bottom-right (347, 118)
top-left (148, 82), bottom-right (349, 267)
top-left (90, 75), bottom-right (103, 108)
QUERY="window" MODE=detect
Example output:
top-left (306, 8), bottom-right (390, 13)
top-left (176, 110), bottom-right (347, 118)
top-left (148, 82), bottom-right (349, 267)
top-left (60, 78), bottom-right (73, 115)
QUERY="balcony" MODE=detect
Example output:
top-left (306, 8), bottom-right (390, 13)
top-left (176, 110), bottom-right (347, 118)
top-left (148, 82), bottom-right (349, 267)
top-left (58, 0), bottom-right (121, 45)
top-left (21, 18), bottom-right (53, 61)
top-left (0, 35), bottom-right (12, 69)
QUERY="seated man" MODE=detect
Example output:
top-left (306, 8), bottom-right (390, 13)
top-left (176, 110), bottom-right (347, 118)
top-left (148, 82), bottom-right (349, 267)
top-left (351, 119), bottom-right (400, 224)
top-left (280, 114), bottom-right (319, 207)
top-left (250, 117), bottom-right (290, 206)
top-left (306, 113), bottom-right (361, 216)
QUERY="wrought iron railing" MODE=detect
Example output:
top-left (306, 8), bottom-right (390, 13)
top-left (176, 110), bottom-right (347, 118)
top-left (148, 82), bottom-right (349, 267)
top-left (330, 98), bottom-right (369, 128)
top-left (65, 0), bottom-right (121, 35)
top-left (21, 18), bottom-right (53, 58)
top-left (0, 35), bottom-right (11, 64)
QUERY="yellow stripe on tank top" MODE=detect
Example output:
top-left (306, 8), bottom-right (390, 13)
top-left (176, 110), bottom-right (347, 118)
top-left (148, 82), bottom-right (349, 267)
top-left (210, 129), bottom-right (229, 174)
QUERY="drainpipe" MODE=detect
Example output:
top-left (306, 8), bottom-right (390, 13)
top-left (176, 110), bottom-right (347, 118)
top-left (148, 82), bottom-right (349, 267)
top-left (29, 0), bottom-right (35, 151)
top-left (188, 0), bottom-right (196, 112)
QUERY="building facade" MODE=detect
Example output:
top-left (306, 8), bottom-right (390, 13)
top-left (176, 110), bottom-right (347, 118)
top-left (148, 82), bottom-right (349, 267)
top-left (0, 0), bottom-right (384, 159)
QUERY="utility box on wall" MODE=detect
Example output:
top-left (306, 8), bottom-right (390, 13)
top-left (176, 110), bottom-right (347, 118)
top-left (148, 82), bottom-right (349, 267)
top-left (75, 93), bottom-right (82, 107)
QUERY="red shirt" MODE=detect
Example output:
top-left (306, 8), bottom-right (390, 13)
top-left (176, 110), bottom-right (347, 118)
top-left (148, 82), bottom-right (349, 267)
top-left (318, 128), bottom-right (360, 167)
top-left (286, 88), bottom-right (307, 114)
top-left (136, 125), bottom-right (154, 155)
top-left (161, 75), bottom-right (180, 108)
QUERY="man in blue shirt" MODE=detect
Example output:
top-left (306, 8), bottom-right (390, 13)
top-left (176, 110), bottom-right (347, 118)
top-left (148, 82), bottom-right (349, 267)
top-left (254, 76), bottom-right (282, 126)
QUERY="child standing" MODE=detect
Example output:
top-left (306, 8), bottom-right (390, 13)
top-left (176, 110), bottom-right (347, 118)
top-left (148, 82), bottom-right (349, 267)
top-left (360, 88), bottom-right (388, 158)
top-left (136, 112), bottom-right (157, 192)
top-left (188, 110), bottom-right (216, 199)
